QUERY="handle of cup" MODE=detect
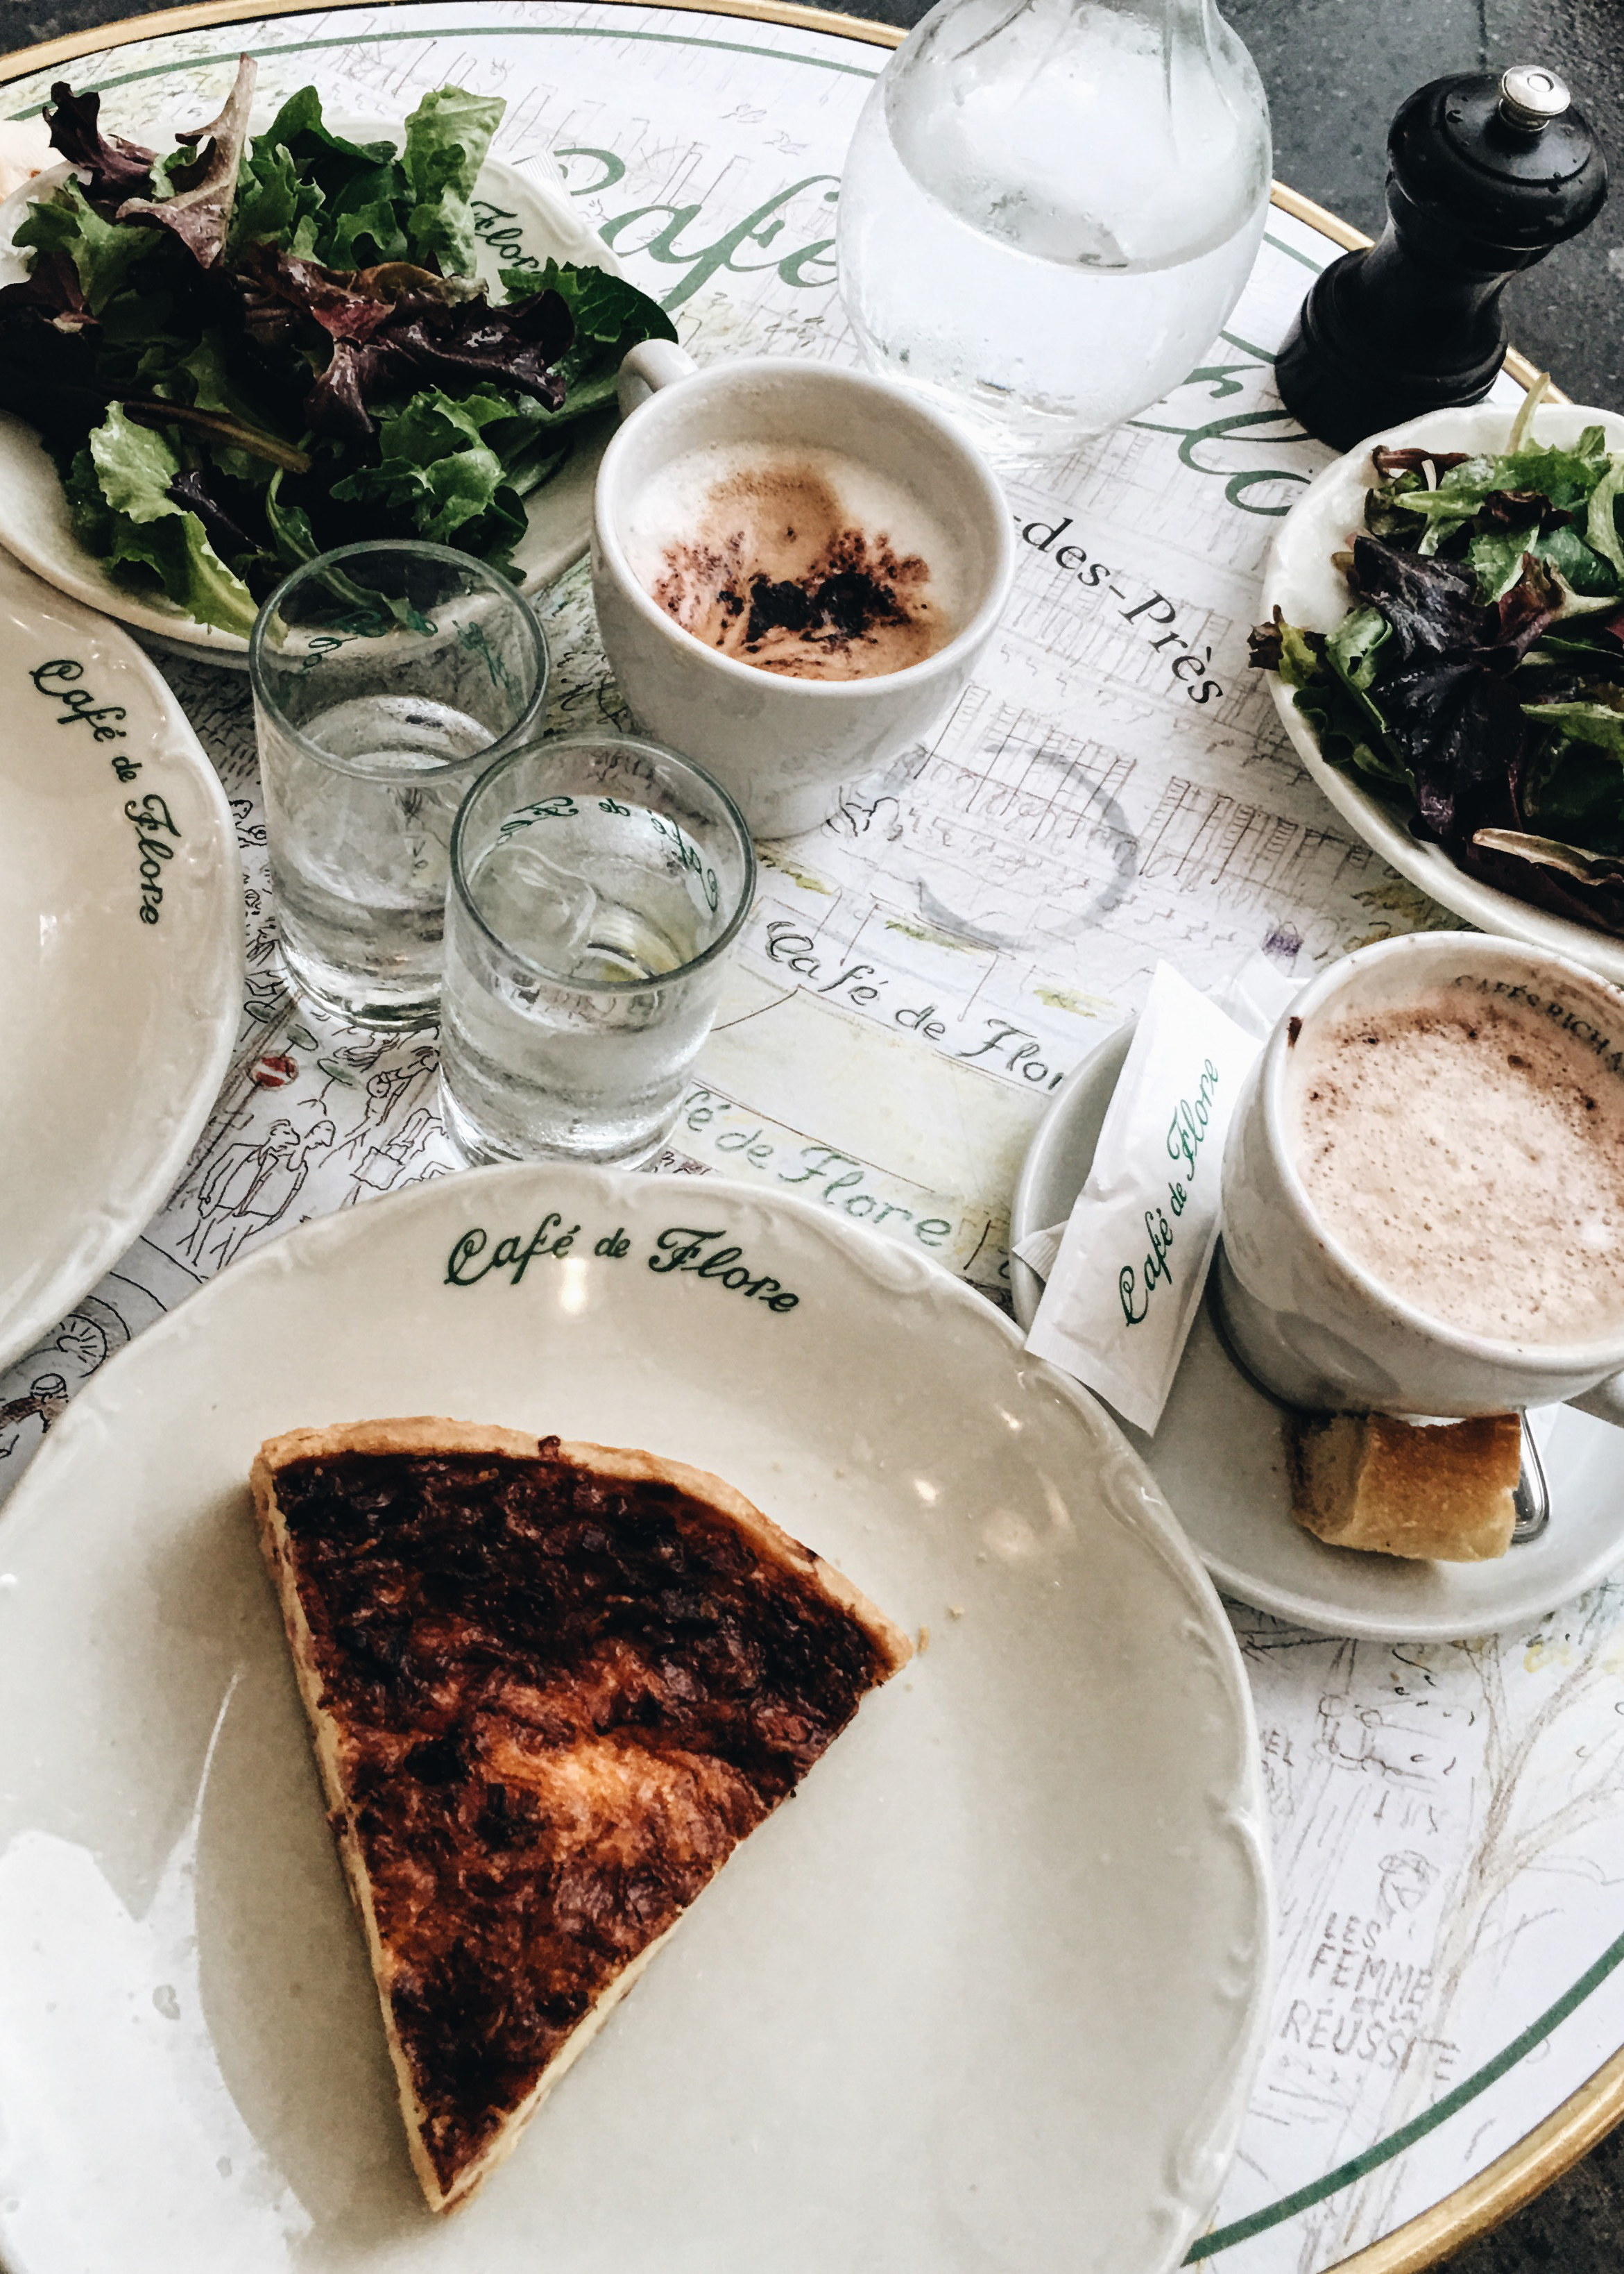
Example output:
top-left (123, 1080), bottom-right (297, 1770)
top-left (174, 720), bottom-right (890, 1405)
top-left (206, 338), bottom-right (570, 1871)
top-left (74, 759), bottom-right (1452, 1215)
top-left (1569, 1371), bottom-right (1624, 1430)
top-left (617, 340), bottom-right (700, 418)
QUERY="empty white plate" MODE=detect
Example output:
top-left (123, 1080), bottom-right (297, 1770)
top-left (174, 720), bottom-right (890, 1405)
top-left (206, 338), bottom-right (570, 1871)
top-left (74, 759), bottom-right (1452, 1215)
top-left (0, 546), bottom-right (239, 1369)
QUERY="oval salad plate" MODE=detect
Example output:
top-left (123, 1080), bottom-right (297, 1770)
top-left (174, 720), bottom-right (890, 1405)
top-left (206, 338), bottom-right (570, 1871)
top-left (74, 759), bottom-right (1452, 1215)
top-left (0, 545), bottom-right (240, 1371)
top-left (1262, 400), bottom-right (1624, 988)
top-left (0, 116), bottom-right (626, 665)
top-left (0, 1163), bottom-right (1270, 2274)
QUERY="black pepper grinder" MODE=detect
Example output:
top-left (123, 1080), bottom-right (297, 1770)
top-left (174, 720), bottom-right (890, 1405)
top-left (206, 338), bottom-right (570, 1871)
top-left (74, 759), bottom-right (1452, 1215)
top-left (1276, 65), bottom-right (1608, 450)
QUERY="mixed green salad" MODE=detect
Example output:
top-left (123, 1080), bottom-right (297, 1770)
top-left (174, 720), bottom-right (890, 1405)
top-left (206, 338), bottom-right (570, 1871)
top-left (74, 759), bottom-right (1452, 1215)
top-left (1251, 382), bottom-right (1624, 940)
top-left (0, 59), bottom-right (675, 634)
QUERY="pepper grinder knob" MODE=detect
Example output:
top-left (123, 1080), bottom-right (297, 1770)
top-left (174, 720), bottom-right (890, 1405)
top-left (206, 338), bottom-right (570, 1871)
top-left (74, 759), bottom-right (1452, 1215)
top-left (1274, 65), bottom-right (1608, 452)
top-left (1498, 63), bottom-right (1569, 131)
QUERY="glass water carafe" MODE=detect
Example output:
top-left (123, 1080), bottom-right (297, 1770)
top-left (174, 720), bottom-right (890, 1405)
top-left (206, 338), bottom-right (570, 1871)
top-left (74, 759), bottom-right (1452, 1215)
top-left (836, 0), bottom-right (1272, 460)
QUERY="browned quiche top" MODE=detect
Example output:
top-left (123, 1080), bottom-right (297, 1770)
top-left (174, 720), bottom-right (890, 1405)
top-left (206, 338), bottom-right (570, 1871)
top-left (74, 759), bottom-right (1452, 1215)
top-left (271, 1434), bottom-right (898, 2194)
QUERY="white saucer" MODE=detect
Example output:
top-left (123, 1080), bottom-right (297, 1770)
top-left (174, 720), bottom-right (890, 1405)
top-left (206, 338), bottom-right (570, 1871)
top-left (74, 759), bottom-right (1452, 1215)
top-left (0, 1164), bottom-right (1270, 2274)
top-left (1261, 400), bottom-right (1624, 988)
top-left (0, 126), bottom-right (624, 665)
top-left (1011, 1027), bottom-right (1624, 1642)
top-left (0, 548), bottom-right (240, 1371)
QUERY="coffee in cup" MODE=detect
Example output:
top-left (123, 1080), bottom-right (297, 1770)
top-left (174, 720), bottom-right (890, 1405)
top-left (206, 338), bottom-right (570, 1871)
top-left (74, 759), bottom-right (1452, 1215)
top-left (622, 441), bottom-right (960, 682)
top-left (1216, 934), bottom-right (1624, 1427)
top-left (592, 346), bottom-right (1015, 838)
top-left (1290, 986), bottom-right (1624, 1346)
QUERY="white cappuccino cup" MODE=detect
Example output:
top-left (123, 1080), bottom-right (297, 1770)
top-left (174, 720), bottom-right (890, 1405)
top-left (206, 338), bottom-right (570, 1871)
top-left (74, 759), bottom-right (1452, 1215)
top-left (1216, 932), bottom-right (1624, 1429)
top-left (591, 344), bottom-right (1014, 838)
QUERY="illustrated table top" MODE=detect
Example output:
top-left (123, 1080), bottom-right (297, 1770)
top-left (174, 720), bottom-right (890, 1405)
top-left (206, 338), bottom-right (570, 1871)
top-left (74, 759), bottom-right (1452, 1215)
top-left (1, 6), bottom-right (1621, 2271)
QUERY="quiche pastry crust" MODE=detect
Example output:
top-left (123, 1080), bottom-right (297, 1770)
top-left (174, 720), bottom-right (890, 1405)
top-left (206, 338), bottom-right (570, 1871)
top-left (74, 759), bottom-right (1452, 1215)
top-left (250, 1417), bottom-right (910, 2212)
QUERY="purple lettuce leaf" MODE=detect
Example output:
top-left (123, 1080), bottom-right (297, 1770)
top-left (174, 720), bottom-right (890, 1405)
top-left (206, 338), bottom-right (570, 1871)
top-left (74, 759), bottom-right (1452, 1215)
top-left (43, 82), bottom-right (155, 210)
top-left (116, 56), bottom-right (256, 269)
top-left (1345, 534), bottom-right (1564, 847)
top-left (239, 245), bottom-right (574, 436)
top-left (0, 246), bottom-right (112, 445)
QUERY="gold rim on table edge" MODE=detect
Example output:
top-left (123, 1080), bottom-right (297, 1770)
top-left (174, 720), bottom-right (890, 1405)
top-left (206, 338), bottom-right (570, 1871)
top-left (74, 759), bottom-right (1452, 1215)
top-left (1325, 2041), bottom-right (1624, 2273)
top-left (0, 0), bottom-right (1593, 2265)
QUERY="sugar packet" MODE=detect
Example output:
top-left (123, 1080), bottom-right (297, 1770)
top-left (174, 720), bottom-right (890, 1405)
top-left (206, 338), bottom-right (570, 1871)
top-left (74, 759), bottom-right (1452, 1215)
top-left (1021, 961), bottom-right (1266, 1433)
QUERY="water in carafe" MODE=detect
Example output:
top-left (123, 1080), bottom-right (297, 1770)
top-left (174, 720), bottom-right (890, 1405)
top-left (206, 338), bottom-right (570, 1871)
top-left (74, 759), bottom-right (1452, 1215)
top-left (836, 0), bottom-right (1272, 459)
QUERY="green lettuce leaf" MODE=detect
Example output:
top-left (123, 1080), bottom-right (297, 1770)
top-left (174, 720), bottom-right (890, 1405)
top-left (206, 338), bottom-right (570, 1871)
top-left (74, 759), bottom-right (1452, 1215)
top-left (1293, 673), bottom-right (1408, 790)
top-left (123, 332), bottom-right (288, 486)
top-left (87, 402), bottom-right (258, 635)
top-left (1393, 432), bottom-right (1612, 556)
top-left (328, 385), bottom-right (508, 543)
top-left (175, 329), bottom-right (271, 422)
top-left (15, 180), bottom-right (164, 314)
top-left (1521, 704), bottom-right (1624, 855)
top-left (1464, 522), bottom-right (1620, 604)
top-left (457, 480), bottom-right (527, 574)
top-left (232, 87), bottom-right (405, 263)
top-left (1587, 457), bottom-right (1624, 580)
top-left (497, 258), bottom-right (676, 428)
top-left (402, 88), bottom-right (504, 275)
top-left (264, 466), bottom-right (320, 570)
top-left (1467, 525), bottom-right (1541, 604)
top-left (1522, 698), bottom-right (1624, 759)
top-left (230, 135), bottom-right (324, 259)
top-left (1496, 430), bottom-right (1609, 506)
top-left (1275, 622), bottom-right (1320, 688)
top-left (1310, 605), bottom-right (1410, 786)
top-left (1518, 622), bottom-right (1624, 672)
top-left (90, 400), bottom-right (191, 520)
top-left (1388, 453), bottom-right (1498, 552)
top-left (256, 84), bottom-right (395, 173)
top-left (1326, 603), bottom-right (1390, 693)
top-left (1252, 608), bottom-right (1406, 790)
top-left (64, 441), bottom-right (114, 553)
top-left (1532, 522), bottom-right (1618, 597)
top-left (497, 424), bottom-right (571, 500)
top-left (318, 174), bottom-right (410, 269)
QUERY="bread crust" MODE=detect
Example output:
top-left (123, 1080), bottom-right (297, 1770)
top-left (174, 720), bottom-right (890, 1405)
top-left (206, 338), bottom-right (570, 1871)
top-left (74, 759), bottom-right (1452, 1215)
top-left (1284, 1410), bottom-right (1521, 1562)
top-left (250, 1417), bottom-right (911, 2211)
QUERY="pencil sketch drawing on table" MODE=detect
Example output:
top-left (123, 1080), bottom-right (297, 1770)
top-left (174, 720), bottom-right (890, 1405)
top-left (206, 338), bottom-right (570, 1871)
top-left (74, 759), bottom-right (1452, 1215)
top-left (1, 8), bottom-right (1623, 2270)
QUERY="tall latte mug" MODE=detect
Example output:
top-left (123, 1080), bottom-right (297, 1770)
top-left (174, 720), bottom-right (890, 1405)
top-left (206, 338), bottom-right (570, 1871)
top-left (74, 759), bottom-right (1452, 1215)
top-left (1216, 933), bottom-right (1624, 1428)
top-left (590, 346), bottom-right (1016, 839)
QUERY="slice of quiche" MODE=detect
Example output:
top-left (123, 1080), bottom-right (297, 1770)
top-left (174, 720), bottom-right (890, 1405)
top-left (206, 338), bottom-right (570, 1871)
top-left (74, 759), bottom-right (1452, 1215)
top-left (250, 1418), bottom-right (911, 2214)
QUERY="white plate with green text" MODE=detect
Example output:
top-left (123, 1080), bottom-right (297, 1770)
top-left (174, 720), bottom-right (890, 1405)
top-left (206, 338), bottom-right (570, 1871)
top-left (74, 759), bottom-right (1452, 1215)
top-left (0, 1163), bottom-right (1270, 2274)
top-left (0, 546), bottom-right (240, 1371)
top-left (0, 117), bottom-right (624, 665)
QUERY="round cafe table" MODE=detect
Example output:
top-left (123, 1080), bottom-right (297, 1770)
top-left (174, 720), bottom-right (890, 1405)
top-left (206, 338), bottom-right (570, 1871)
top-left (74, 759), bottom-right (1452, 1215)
top-left (0, 5), bottom-right (1621, 2270)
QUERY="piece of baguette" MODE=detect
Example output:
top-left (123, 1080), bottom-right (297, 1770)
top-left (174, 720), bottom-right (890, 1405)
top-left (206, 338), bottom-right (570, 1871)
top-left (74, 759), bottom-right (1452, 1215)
top-left (251, 1418), bottom-right (911, 2213)
top-left (1283, 1410), bottom-right (1521, 1562)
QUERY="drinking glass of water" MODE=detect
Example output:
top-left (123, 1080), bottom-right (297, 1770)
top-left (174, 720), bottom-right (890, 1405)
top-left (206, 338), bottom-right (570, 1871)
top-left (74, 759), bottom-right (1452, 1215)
top-left (250, 541), bottom-right (549, 1026)
top-left (440, 733), bottom-right (754, 1167)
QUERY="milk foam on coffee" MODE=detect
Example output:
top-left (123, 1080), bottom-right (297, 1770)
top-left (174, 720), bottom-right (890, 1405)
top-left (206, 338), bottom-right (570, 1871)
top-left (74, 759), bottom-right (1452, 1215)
top-left (622, 441), bottom-right (961, 681)
top-left (1291, 990), bottom-right (1624, 1345)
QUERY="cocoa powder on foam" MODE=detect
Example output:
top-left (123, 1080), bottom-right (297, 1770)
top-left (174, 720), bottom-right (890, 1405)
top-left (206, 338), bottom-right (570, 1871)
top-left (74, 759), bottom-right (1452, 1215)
top-left (1291, 994), bottom-right (1624, 1345)
top-left (626, 445), bottom-right (956, 682)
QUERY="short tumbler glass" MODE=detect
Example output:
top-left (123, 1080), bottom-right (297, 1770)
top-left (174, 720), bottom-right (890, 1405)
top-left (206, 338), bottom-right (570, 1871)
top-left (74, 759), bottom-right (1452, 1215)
top-left (250, 541), bottom-right (549, 1026)
top-left (440, 733), bottom-right (755, 1166)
